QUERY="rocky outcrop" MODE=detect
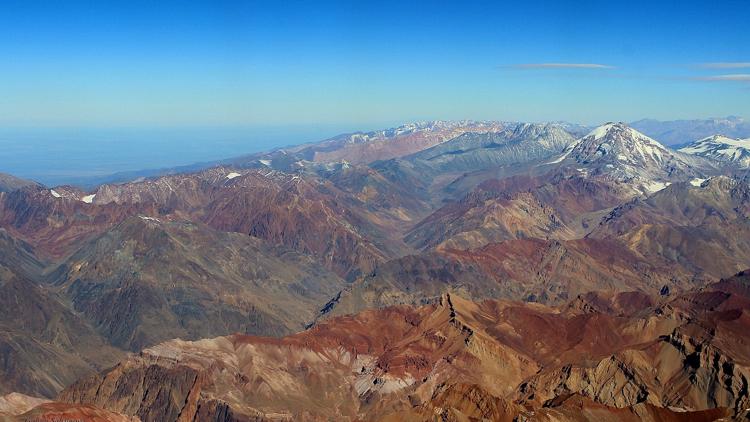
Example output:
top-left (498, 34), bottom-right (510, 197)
top-left (56, 277), bottom-right (750, 420)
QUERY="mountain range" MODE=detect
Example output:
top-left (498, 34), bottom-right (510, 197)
top-left (1, 119), bottom-right (750, 421)
top-left (631, 116), bottom-right (750, 146)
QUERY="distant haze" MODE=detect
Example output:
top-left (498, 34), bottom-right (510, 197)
top-left (4, 116), bottom-right (750, 186)
top-left (0, 125), bottom-right (364, 186)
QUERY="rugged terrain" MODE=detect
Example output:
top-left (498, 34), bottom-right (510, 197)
top-left (680, 135), bottom-right (750, 168)
top-left (1, 120), bottom-right (749, 421)
top-left (49, 270), bottom-right (750, 421)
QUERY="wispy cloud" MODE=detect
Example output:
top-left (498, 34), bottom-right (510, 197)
top-left (506, 63), bottom-right (616, 70)
top-left (694, 74), bottom-right (750, 82)
top-left (696, 62), bottom-right (750, 69)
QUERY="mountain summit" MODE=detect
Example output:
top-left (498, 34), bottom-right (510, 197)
top-left (551, 122), bottom-right (707, 192)
top-left (679, 134), bottom-right (750, 167)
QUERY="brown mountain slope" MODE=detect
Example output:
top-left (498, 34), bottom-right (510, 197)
top-left (591, 176), bottom-right (750, 278)
top-left (55, 273), bottom-right (750, 421)
top-left (0, 230), bottom-right (125, 398)
top-left (0, 167), bottom-right (422, 279)
top-left (0, 173), bottom-right (40, 193)
top-left (0, 401), bottom-right (139, 422)
top-left (54, 216), bottom-right (344, 351)
top-left (0, 273), bottom-right (123, 398)
top-left (405, 172), bottom-right (631, 251)
top-left (320, 236), bottom-right (702, 319)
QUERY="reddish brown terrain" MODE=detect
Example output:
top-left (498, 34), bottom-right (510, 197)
top-left (0, 166), bottom-right (428, 279)
top-left (41, 270), bottom-right (750, 421)
top-left (1, 122), bottom-right (749, 421)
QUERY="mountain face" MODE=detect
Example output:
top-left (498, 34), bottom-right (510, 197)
top-left (294, 120), bottom-right (507, 164)
top-left (0, 236), bottom-right (123, 398)
top-left (0, 173), bottom-right (39, 193)
top-left (590, 176), bottom-right (750, 278)
top-left (320, 174), bottom-right (750, 320)
top-left (0, 167), bottom-right (416, 279)
top-left (405, 172), bottom-right (633, 251)
top-left (53, 271), bottom-right (750, 421)
top-left (552, 123), bottom-right (710, 194)
top-left (408, 122), bottom-right (577, 174)
top-left (55, 216), bottom-right (344, 351)
top-left (318, 236), bottom-right (701, 320)
top-left (631, 116), bottom-right (750, 145)
top-left (680, 135), bottom-right (750, 167)
top-left (0, 397), bottom-right (138, 422)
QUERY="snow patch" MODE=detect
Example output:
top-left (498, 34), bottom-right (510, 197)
top-left (643, 180), bottom-right (670, 193)
top-left (226, 172), bottom-right (241, 179)
top-left (50, 190), bottom-right (61, 198)
top-left (546, 148), bottom-right (573, 164)
top-left (586, 122), bottom-right (617, 140)
top-left (258, 159), bottom-right (271, 166)
top-left (139, 216), bottom-right (160, 223)
top-left (81, 194), bottom-right (96, 204)
top-left (690, 178), bottom-right (707, 187)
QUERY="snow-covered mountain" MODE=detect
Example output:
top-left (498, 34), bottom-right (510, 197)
top-left (409, 122), bottom-right (578, 173)
top-left (287, 120), bottom-right (507, 164)
top-left (679, 135), bottom-right (750, 167)
top-left (550, 122), bottom-right (709, 193)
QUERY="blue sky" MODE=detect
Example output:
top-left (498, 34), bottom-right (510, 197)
top-left (1, 0), bottom-right (748, 128)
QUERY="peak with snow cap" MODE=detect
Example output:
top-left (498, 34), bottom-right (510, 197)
top-left (679, 134), bottom-right (750, 167)
top-left (568, 122), bottom-right (672, 165)
top-left (550, 122), bottom-right (709, 194)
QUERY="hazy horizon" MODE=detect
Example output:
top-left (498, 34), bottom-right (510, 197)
top-left (2, 115), bottom-right (748, 186)
top-left (1, 0), bottom-right (748, 185)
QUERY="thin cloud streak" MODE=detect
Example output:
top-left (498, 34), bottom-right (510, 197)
top-left (694, 74), bottom-right (750, 82)
top-left (506, 63), bottom-right (616, 70)
top-left (697, 62), bottom-right (750, 69)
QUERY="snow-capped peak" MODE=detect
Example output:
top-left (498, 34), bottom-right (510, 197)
top-left (586, 122), bottom-right (619, 141)
top-left (586, 122), bottom-right (666, 149)
top-left (679, 134), bottom-right (750, 167)
top-left (563, 122), bottom-right (672, 166)
top-left (546, 122), bottom-right (705, 194)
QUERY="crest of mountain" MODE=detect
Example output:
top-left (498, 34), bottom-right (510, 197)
top-left (679, 134), bottom-right (750, 167)
top-left (0, 173), bottom-right (39, 193)
top-left (408, 122), bottom-right (578, 174)
top-left (59, 121), bottom-right (507, 188)
top-left (53, 273), bottom-right (750, 421)
top-left (631, 115), bottom-right (750, 145)
top-left (551, 122), bottom-right (712, 194)
top-left (287, 120), bottom-right (507, 164)
top-left (53, 216), bottom-right (345, 351)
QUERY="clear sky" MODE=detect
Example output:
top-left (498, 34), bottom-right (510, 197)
top-left (1, 0), bottom-right (748, 129)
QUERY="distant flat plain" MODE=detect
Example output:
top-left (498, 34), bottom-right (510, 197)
top-left (0, 125), bottom-right (359, 186)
